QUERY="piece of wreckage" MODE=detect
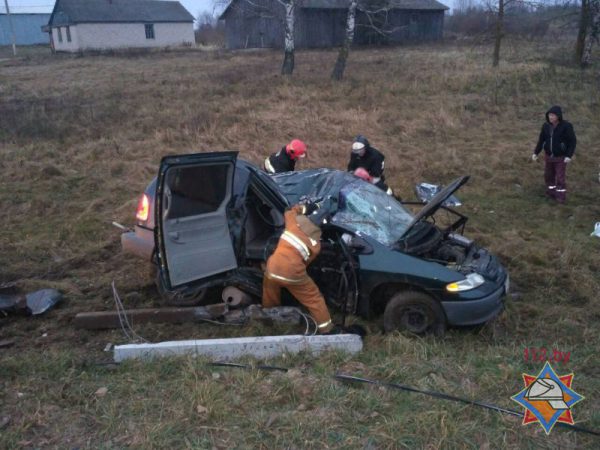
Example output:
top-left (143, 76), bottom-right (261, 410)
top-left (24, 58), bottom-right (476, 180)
top-left (416, 182), bottom-right (462, 207)
top-left (75, 286), bottom-right (313, 330)
top-left (0, 287), bottom-right (62, 317)
top-left (117, 152), bottom-right (509, 336)
top-left (77, 285), bottom-right (364, 360)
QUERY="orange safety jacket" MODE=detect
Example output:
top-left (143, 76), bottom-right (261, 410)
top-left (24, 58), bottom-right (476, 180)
top-left (265, 205), bottom-right (321, 283)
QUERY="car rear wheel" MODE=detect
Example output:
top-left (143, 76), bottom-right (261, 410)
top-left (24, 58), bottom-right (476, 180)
top-left (155, 269), bottom-right (207, 306)
top-left (383, 291), bottom-right (446, 336)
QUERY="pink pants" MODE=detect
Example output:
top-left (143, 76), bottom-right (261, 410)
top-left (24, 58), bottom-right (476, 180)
top-left (544, 156), bottom-right (567, 203)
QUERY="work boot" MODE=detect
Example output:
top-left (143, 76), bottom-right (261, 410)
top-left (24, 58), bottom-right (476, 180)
top-left (345, 324), bottom-right (367, 337)
top-left (322, 325), bottom-right (345, 335)
top-left (322, 324), bottom-right (367, 336)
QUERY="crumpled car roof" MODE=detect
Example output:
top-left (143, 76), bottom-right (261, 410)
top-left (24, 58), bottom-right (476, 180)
top-left (273, 168), bottom-right (413, 246)
top-left (272, 168), bottom-right (357, 205)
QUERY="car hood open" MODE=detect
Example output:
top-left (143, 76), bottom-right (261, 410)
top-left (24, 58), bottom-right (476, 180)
top-left (400, 175), bottom-right (470, 239)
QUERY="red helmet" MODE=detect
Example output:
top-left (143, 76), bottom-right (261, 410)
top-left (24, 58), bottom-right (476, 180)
top-left (353, 167), bottom-right (373, 183)
top-left (286, 139), bottom-right (307, 160)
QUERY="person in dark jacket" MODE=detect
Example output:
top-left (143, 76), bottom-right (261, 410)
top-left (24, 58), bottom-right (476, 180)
top-left (347, 135), bottom-right (393, 195)
top-left (264, 139), bottom-right (307, 174)
top-left (532, 105), bottom-right (576, 203)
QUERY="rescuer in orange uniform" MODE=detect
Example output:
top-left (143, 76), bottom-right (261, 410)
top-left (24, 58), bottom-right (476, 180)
top-left (262, 202), bottom-right (333, 333)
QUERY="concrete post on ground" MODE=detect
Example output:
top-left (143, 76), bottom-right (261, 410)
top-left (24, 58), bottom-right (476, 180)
top-left (114, 334), bottom-right (363, 362)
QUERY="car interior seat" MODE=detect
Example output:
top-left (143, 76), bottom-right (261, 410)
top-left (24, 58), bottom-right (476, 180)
top-left (244, 201), bottom-right (283, 260)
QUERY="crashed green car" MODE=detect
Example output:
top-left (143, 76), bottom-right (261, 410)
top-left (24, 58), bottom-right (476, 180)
top-left (122, 151), bottom-right (509, 335)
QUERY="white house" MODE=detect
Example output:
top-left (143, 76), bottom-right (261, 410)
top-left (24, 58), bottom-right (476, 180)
top-left (46, 0), bottom-right (195, 52)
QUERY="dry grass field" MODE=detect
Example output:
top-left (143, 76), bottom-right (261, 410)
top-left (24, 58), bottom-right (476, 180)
top-left (1, 40), bottom-right (599, 448)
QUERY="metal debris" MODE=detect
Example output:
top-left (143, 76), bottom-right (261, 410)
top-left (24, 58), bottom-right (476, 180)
top-left (0, 339), bottom-right (15, 349)
top-left (416, 182), bottom-right (462, 207)
top-left (0, 289), bottom-right (62, 316)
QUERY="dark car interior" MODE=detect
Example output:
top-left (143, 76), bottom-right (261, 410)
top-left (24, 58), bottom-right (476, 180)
top-left (243, 185), bottom-right (284, 261)
top-left (165, 165), bottom-right (228, 219)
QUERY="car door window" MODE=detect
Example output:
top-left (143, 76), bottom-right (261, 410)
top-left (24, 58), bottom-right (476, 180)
top-left (165, 164), bottom-right (229, 219)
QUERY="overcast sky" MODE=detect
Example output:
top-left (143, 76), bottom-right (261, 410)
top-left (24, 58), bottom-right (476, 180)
top-left (2, 0), bottom-right (222, 19)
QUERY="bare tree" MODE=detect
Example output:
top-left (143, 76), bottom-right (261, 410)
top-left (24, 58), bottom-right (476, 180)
top-left (331, 0), bottom-right (358, 80)
top-left (492, 0), bottom-right (506, 67)
top-left (195, 11), bottom-right (226, 46)
top-left (581, 0), bottom-right (600, 66)
top-left (278, 0), bottom-right (297, 75)
top-left (197, 11), bottom-right (217, 27)
top-left (329, 0), bottom-right (409, 80)
top-left (215, 0), bottom-right (297, 74)
top-left (575, 0), bottom-right (591, 63)
top-left (488, 0), bottom-right (543, 67)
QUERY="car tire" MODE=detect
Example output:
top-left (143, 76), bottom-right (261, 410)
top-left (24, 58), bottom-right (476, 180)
top-left (383, 291), bottom-right (446, 336)
top-left (155, 269), bottom-right (207, 306)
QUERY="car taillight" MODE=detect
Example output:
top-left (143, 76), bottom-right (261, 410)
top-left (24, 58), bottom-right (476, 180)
top-left (136, 194), bottom-right (149, 222)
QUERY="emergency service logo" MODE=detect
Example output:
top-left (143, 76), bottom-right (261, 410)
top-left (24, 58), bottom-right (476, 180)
top-left (511, 361), bottom-right (584, 434)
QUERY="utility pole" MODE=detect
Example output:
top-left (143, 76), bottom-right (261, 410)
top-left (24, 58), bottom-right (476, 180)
top-left (3, 0), bottom-right (17, 56)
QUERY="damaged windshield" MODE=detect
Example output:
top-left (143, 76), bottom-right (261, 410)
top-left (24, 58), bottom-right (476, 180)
top-left (332, 180), bottom-right (414, 246)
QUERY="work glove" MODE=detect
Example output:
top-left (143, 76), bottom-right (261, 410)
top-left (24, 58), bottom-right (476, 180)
top-left (308, 209), bottom-right (331, 227)
top-left (531, 154), bottom-right (539, 162)
top-left (564, 157), bottom-right (572, 163)
top-left (303, 201), bottom-right (320, 216)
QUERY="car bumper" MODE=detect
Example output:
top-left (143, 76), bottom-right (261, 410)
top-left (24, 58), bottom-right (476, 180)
top-left (441, 284), bottom-right (505, 326)
top-left (121, 226), bottom-right (154, 260)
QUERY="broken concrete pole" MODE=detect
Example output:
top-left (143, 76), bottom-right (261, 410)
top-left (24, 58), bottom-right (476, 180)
top-left (74, 306), bottom-right (219, 330)
top-left (114, 334), bottom-right (363, 362)
top-left (75, 305), bottom-right (302, 330)
top-left (223, 305), bottom-right (303, 324)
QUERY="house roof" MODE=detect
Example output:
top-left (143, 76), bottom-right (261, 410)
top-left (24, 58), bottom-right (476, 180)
top-left (0, 13), bottom-right (51, 16)
top-left (219, 0), bottom-right (448, 19)
top-left (302, 0), bottom-right (449, 10)
top-left (48, 0), bottom-right (194, 27)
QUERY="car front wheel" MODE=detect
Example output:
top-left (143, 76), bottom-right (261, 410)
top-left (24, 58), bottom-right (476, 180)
top-left (383, 291), bottom-right (446, 336)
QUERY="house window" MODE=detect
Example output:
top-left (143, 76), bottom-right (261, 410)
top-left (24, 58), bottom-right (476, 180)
top-left (57, 27), bottom-right (63, 43)
top-left (66, 26), bottom-right (71, 42)
top-left (145, 24), bottom-right (155, 39)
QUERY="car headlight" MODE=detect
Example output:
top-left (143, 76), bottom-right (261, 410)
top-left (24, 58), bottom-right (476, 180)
top-left (446, 273), bottom-right (485, 292)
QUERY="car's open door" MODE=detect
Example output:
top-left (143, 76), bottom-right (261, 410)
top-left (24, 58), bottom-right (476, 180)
top-left (155, 152), bottom-right (238, 289)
